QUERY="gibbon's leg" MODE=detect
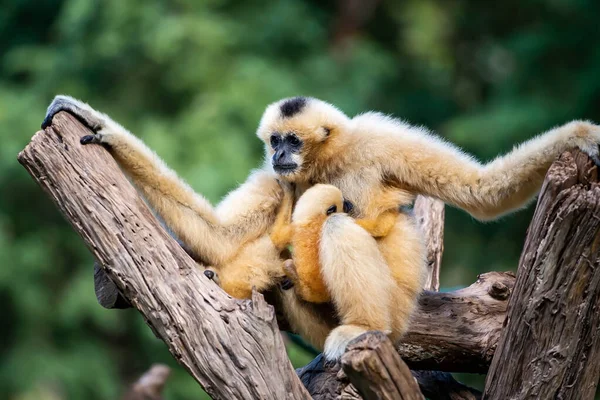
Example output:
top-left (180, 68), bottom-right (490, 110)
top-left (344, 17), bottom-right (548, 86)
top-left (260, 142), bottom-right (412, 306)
top-left (367, 116), bottom-right (600, 220)
top-left (276, 285), bottom-right (337, 351)
top-left (43, 95), bottom-right (282, 265)
top-left (377, 213), bottom-right (427, 341)
top-left (319, 214), bottom-right (395, 360)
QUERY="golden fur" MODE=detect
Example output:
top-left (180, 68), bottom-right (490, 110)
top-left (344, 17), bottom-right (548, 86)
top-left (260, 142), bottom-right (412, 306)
top-left (43, 94), bottom-right (600, 360)
top-left (270, 183), bottom-right (400, 304)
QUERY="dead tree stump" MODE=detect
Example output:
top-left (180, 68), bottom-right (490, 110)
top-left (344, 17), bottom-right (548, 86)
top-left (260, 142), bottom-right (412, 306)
top-left (483, 151), bottom-right (600, 399)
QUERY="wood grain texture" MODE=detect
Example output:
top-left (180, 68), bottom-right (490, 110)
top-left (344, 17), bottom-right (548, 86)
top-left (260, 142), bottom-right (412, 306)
top-left (341, 331), bottom-right (425, 400)
top-left (483, 150), bottom-right (600, 400)
top-left (414, 196), bottom-right (445, 291)
top-left (398, 271), bottom-right (514, 372)
top-left (18, 112), bottom-right (310, 400)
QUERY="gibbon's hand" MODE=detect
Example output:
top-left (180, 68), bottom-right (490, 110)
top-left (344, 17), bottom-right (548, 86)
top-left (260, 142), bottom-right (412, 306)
top-left (42, 95), bottom-right (104, 132)
top-left (570, 121), bottom-right (600, 166)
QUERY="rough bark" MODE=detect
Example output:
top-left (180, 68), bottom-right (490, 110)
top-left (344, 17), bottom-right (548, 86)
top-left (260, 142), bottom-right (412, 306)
top-left (398, 271), bottom-right (514, 372)
top-left (122, 364), bottom-right (170, 400)
top-left (18, 113), bottom-right (311, 400)
top-left (483, 150), bottom-right (600, 400)
top-left (341, 331), bottom-right (425, 400)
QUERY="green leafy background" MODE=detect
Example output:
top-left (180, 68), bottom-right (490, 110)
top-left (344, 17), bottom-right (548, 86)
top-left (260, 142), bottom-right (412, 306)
top-left (2, 0), bottom-right (600, 398)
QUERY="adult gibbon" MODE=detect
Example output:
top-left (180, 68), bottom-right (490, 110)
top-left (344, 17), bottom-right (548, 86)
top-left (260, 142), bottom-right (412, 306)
top-left (43, 95), bottom-right (600, 359)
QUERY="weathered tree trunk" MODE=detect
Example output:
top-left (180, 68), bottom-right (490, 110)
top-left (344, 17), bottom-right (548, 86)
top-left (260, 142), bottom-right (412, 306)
top-left (18, 112), bottom-right (311, 400)
top-left (483, 151), bottom-right (600, 399)
top-left (398, 271), bottom-right (513, 372)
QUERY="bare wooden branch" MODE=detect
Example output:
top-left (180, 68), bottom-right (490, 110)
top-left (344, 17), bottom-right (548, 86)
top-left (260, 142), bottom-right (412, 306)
top-left (18, 113), bottom-right (310, 400)
top-left (414, 196), bottom-right (445, 291)
top-left (398, 271), bottom-right (514, 372)
top-left (122, 364), bottom-right (170, 400)
top-left (341, 331), bottom-right (424, 400)
top-left (483, 150), bottom-right (600, 400)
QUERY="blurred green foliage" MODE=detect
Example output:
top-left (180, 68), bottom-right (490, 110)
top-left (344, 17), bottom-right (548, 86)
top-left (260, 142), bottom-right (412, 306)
top-left (2, 0), bottom-right (600, 398)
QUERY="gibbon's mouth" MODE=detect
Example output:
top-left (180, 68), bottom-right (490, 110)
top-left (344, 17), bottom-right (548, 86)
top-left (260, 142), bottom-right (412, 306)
top-left (274, 164), bottom-right (298, 174)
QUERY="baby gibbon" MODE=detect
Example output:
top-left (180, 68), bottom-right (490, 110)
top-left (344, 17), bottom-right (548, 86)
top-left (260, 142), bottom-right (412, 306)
top-left (270, 183), bottom-right (399, 303)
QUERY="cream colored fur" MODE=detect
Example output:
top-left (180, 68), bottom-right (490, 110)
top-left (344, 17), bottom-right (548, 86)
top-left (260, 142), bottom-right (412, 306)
top-left (44, 94), bottom-right (600, 360)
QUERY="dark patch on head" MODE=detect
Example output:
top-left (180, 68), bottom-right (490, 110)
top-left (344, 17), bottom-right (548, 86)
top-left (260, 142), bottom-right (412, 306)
top-left (280, 97), bottom-right (307, 118)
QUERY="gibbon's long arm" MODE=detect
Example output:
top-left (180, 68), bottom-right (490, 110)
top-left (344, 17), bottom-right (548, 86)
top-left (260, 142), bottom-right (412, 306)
top-left (357, 114), bottom-right (600, 220)
top-left (43, 96), bottom-right (282, 265)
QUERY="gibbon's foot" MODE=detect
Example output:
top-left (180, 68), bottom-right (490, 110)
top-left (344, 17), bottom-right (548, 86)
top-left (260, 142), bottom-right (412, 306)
top-left (42, 95), bottom-right (103, 132)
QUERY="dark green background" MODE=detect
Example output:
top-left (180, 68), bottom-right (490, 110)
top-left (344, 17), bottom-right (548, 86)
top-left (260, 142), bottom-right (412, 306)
top-left (2, 0), bottom-right (599, 398)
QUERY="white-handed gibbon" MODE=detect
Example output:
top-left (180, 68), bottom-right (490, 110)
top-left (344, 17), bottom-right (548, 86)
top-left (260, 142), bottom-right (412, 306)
top-left (42, 95), bottom-right (600, 360)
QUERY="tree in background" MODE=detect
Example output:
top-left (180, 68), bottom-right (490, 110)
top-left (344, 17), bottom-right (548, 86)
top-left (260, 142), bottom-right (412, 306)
top-left (2, 0), bottom-right (600, 398)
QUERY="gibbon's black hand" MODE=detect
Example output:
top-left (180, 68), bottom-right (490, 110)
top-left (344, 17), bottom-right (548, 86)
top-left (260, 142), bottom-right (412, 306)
top-left (204, 270), bottom-right (215, 280)
top-left (42, 95), bottom-right (103, 132)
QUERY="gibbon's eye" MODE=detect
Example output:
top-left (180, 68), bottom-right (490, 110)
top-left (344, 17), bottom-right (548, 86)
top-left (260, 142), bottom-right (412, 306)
top-left (343, 199), bottom-right (354, 214)
top-left (326, 205), bottom-right (337, 215)
top-left (270, 134), bottom-right (281, 148)
top-left (288, 134), bottom-right (301, 147)
top-left (323, 127), bottom-right (331, 137)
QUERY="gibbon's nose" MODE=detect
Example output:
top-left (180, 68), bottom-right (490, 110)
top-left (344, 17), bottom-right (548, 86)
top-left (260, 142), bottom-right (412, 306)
top-left (275, 149), bottom-right (287, 163)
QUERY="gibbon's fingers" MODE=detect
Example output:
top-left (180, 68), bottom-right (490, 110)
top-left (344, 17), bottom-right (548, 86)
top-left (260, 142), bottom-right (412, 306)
top-left (43, 95), bottom-right (104, 131)
top-left (204, 270), bottom-right (215, 279)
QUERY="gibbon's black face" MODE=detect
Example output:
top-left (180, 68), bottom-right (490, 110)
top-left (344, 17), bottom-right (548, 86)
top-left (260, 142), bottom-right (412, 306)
top-left (270, 132), bottom-right (303, 175)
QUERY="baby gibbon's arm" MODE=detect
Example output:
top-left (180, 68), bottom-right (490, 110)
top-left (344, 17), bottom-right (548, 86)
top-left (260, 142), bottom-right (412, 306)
top-left (355, 210), bottom-right (398, 238)
top-left (362, 115), bottom-right (600, 220)
top-left (269, 183), bottom-right (295, 250)
top-left (43, 95), bottom-right (281, 265)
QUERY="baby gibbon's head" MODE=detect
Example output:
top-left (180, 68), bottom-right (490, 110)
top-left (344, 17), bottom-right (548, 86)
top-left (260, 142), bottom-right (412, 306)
top-left (256, 97), bottom-right (351, 182)
top-left (292, 184), bottom-right (345, 223)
